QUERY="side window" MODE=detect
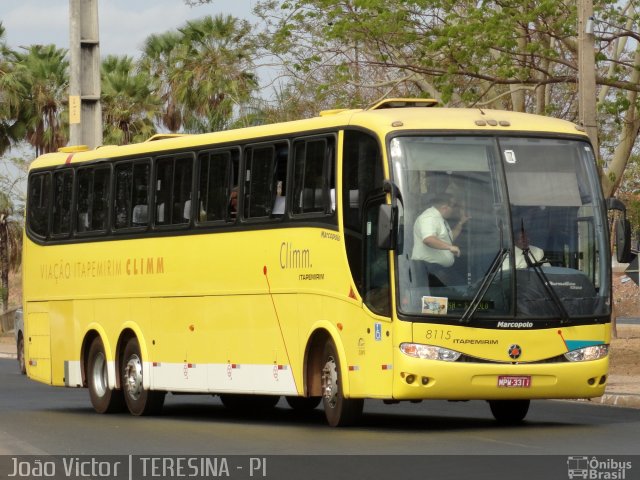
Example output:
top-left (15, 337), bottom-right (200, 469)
top-left (76, 166), bottom-right (110, 233)
top-left (52, 169), bottom-right (73, 236)
top-left (114, 161), bottom-right (150, 229)
top-left (27, 172), bottom-right (51, 238)
top-left (342, 130), bottom-right (384, 294)
top-left (91, 168), bottom-right (110, 231)
top-left (243, 142), bottom-right (288, 219)
top-left (154, 154), bottom-right (194, 226)
top-left (76, 169), bottom-right (91, 232)
top-left (292, 137), bottom-right (335, 215)
top-left (197, 149), bottom-right (239, 223)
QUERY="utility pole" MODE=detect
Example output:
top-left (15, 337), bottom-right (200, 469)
top-left (577, 0), bottom-right (598, 157)
top-left (69, 0), bottom-right (102, 148)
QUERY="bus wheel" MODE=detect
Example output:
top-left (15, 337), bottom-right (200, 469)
top-left (321, 340), bottom-right (363, 427)
top-left (488, 399), bottom-right (530, 424)
top-left (17, 335), bottom-right (26, 375)
top-left (285, 396), bottom-right (321, 411)
top-left (121, 337), bottom-right (165, 416)
top-left (87, 337), bottom-right (125, 413)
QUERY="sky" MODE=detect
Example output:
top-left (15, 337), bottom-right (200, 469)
top-left (0, 0), bottom-right (256, 57)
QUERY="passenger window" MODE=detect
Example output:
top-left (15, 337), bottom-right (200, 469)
top-left (27, 173), bottom-right (51, 238)
top-left (154, 154), bottom-right (194, 226)
top-left (91, 168), bottom-right (110, 231)
top-left (76, 167), bottom-right (110, 233)
top-left (76, 170), bottom-right (91, 232)
top-left (197, 149), bottom-right (239, 223)
top-left (52, 169), bottom-right (73, 236)
top-left (292, 137), bottom-right (334, 215)
top-left (244, 143), bottom-right (288, 219)
top-left (114, 161), bottom-right (150, 229)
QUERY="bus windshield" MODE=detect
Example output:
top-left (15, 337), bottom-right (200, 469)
top-left (391, 135), bottom-right (609, 323)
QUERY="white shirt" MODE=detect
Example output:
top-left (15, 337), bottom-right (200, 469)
top-left (503, 245), bottom-right (547, 270)
top-left (411, 207), bottom-right (455, 267)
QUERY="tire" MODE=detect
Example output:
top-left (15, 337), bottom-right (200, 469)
top-left (17, 335), bottom-right (26, 375)
top-left (121, 337), bottom-right (165, 416)
top-left (321, 339), bottom-right (363, 427)
top-left (488, 399), bottom-right (530, 424)
top-left (87, 337), bottom-right (125, 413)
top-left (220, 394), bottom-right (280, 411)
top-left (285, 396), bottom-right (321, 411)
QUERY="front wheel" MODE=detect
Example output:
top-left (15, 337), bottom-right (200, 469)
top-left (87, 337), bottom-right (125, 413)
top-left (488, 399), bottom-right (530, 424)
top-left (121, 337), bottom-right (165, 416)
top-left (321, 339), bottom-right (363, 427)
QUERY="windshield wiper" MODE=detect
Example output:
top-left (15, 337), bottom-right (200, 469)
top-left (522, 248), bottom-right (570, 324)
top-left (460, 248), bottom-right (509, 324)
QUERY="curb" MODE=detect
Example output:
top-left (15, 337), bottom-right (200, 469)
top-left (572, 394), bottom-right (640, 409)
top-left (589, 393), bottom-right (640, 409)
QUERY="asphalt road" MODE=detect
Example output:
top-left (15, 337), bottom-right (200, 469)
top-left (1, 358), bottom-right (639, 458)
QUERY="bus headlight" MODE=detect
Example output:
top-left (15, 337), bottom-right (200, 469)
top-left (400, 343), bottom-right (462, 362)
top-left (564, 344), bottom-right (609, 362)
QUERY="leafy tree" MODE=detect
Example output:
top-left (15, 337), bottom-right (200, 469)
top-left (253, 0), bottom-right (640, 196)
top-left (101, 55), bottom-right (160, 145)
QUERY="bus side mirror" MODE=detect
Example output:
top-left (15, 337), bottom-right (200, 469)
top-left (378, 204), bottom-right (398, 250)
top-left (615, 217), bottom-right (634, 263)
top-left (607, 197), bottom-right (635, 263)
top-left (606, 197), bottom-right (626, 213)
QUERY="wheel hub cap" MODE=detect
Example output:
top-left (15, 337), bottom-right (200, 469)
top-left (321, 356), bottom-right (339, 408)
top-left (124, 354), bottom-right (143, 400)
top-left (91, 352), bottom-right (107, 397)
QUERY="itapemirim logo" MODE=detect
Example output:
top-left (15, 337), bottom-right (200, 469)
top-left (567, 456), bottom-right (632, 479)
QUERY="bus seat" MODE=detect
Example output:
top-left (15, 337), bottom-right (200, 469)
top-left (156, 203), bottom-right (165, 223)
top-left (272, 196), bottom-right (285, 215)
top-left (183, 200), bottom-right (191, 220)
top-left (132, 205), bottom-right (148, 225)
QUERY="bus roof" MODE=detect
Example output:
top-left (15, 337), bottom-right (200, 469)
top-left (29, 103), bottom-right (588, 170)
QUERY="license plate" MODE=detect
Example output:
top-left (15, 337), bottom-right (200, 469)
top-left (497, 375), bottom-right (531, 388)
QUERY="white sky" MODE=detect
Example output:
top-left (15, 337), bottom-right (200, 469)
top-left (0, 0), bottom-right (256, 57)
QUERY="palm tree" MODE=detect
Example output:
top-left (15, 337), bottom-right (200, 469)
top-left (13, 44), bottom-right (69, 155)
top-left (140, 31), bottom-right (184, 133)
top-left (0, 23), bottom-right (26, 156)
top-left (0, 188), bottom-right (22, 312)
top-left (140, 15), bottom-right (258, 134)
top-left (178, 15), bottom-right (258, 132)
top-left (101, 55), bottom-right (160, 145)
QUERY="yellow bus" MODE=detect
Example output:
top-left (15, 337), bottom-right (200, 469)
top-left (23, 99), bottom-right (626, 426)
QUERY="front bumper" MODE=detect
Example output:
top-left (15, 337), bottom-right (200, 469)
top-left (392, 354), bottom-right (608, 400)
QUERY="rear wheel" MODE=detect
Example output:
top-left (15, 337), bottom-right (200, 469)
top-left (87, 337), bottom-right (125, 413)
top-left (321, 339), bottom-right (363, 427)
top-left (488, 399), bottom-right (530, 424)
top-left (121, 337), bottom-right (165, 416)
